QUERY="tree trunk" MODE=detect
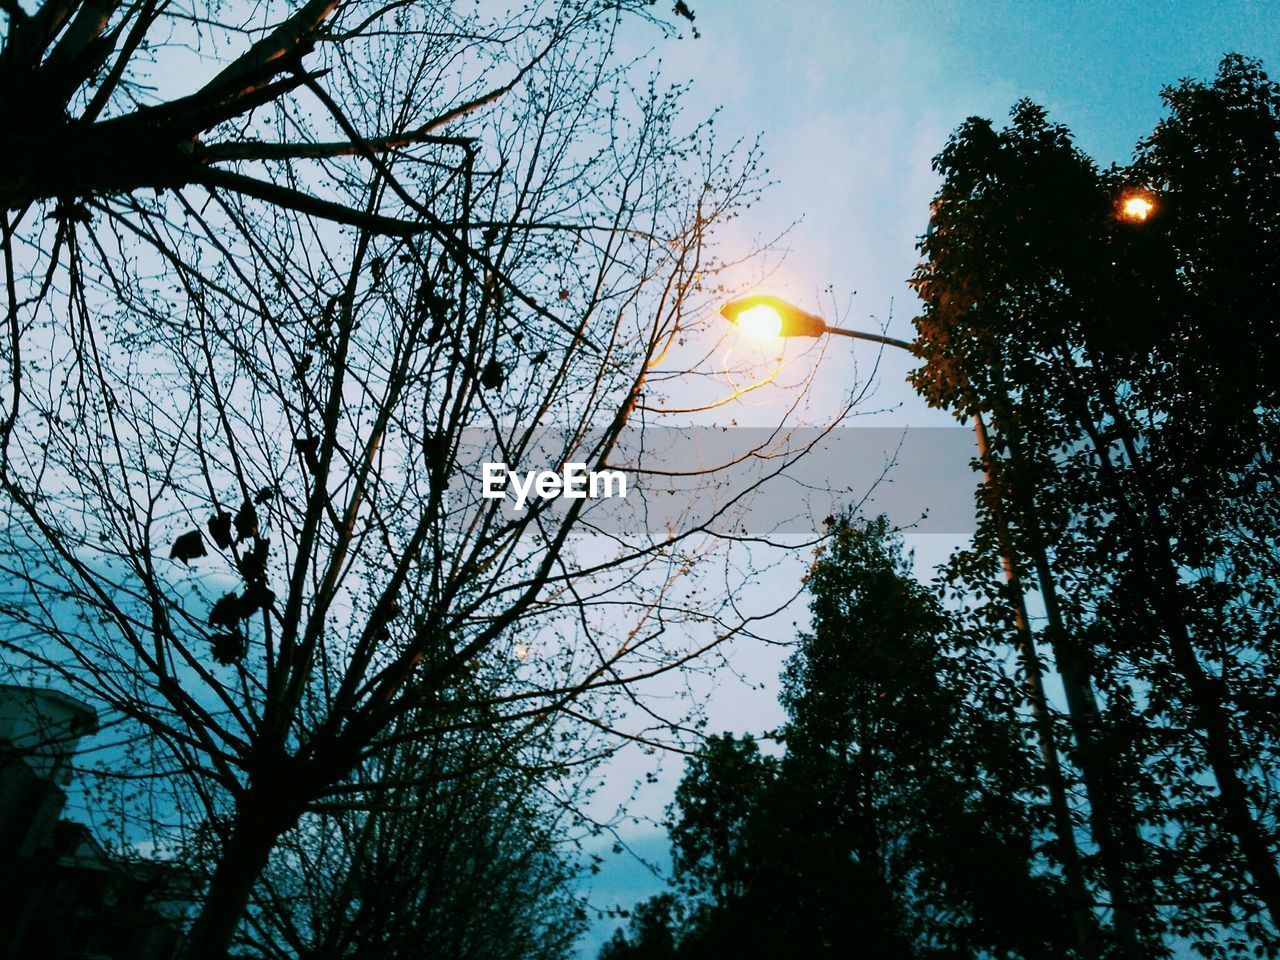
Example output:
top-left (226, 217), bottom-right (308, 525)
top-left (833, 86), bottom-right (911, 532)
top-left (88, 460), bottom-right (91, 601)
top-left (1089, 398), bottom-right (1280, 929)
top-left (1147, 536), bottom-right (1280, 927)
top-left (986, 405), bottom-right (1155, 959)
top-left (183, 789), bottom-right (302, 960)
top-left (1025, 534), bottom-right (1150, 960)
top-left (974, 413), bottom-right (1100, 958)
top-left (1167, 626), bottom-right (1280, 923)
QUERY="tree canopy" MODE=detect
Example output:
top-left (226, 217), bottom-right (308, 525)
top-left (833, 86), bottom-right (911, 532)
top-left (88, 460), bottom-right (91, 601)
top-left (604, 517), bottom-right (1070, 960)
top-left (912, 52), bottom-right (1280, 956)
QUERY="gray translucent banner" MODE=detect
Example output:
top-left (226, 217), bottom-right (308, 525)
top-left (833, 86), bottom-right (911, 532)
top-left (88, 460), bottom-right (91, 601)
top-left (445, 426), bottom-right (980, 536)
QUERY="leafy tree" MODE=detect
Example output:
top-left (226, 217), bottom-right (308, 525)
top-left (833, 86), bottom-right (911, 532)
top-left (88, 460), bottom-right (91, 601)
top-left (773, 515), bottom-right (1066, 959)
top-left (605, 516), bottom-right (1070, 960)
top-left (667, 733), bottom-right (775, 911)
top-left (1100, 54), bottom-right (1280, 949)
top-left (599, 895), bottom-right (683, 960)
top-left (911, 54), bottom-right (1280, 954)
top-left (665, 733), bottom-right (785, 958)
top-left (911, 98), bottom-right (1163, 958)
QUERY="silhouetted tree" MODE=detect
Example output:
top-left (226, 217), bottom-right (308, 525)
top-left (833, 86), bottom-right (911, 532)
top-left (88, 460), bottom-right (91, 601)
top-left (599, 895), bottom-right (681, 960)
top-left (605, 516), bottom-right (1071, 960)
top-left (244, 693), bottom-right (587, 960)
top-left (911, 99), bottom-right (1163, 959)
top-left (912, 53), bottom-right (1280, 954)
top-left (0, 1), bottom-right (674, 226)
top-left (0, 3), bottom-right (794, 957)
top-left (771, 515), bottom-right (1067, 959)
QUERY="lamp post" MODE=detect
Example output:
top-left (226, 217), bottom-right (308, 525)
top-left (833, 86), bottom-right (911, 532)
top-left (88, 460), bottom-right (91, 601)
top-left (720, 293), bottom-right (1101, 958)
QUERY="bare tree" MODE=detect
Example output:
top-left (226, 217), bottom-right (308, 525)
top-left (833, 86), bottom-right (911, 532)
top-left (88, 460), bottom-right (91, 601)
top-left (0, 3), bottom-right (828, 957)
top-left (0, 0), bottom-right (652, 223)
top-left (244, 695), bottom-right (591, 960)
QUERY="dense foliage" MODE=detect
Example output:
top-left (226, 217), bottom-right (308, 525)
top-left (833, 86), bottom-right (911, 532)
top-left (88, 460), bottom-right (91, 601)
top-left (913, 53), bottom-right (1280, 956)
top-left (603, 517), bottom-right (1070, 960)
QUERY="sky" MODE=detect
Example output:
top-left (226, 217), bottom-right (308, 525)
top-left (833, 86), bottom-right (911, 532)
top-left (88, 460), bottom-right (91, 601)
top-left (578, 3), bottom-right (1280, 955)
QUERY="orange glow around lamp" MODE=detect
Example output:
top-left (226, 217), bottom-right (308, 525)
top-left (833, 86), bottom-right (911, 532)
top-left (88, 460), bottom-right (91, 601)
top-left (719, 294), bottom-right (829, 340)
top-left (1118, 190), bottom-right (1156, 222)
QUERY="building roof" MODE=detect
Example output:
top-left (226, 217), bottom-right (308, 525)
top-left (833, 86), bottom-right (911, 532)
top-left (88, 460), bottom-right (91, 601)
top-left (0, 684), bottom-right (99, 735)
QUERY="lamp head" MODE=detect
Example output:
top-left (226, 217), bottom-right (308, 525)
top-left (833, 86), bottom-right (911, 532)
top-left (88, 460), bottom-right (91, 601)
top-left (720, 295), bottom-right (828, 340)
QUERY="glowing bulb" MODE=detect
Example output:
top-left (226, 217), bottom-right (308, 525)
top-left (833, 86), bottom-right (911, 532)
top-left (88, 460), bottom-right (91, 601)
top-left (735, 304), bottom-right (784, 340)
top-left (1120, 193), bottom-right (1154, 222)
top-left (514, 644), bottom-right (530, 661)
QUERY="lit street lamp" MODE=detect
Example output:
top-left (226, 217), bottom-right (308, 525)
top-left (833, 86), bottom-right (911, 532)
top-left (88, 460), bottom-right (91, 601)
top-left (720, 294), bottom-right (912, 352)
top-left (1117, 189), bottom-right (1156, 222)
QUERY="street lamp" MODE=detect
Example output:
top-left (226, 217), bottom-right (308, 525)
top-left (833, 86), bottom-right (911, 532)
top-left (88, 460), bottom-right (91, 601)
top-left (1117, 189), bottom-right (1156, 223)
top-left (720, 294), bottom-right (912, 352)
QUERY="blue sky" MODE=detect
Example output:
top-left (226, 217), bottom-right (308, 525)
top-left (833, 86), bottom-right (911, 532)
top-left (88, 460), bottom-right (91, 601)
top-left (578, 3), bottom-right (1280, 955)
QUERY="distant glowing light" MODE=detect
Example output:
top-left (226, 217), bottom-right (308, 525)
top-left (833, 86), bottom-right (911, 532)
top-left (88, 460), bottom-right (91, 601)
top-left (735, 304), bottom-right (784, 340)
top-left (514, 644), bottom-right (530, 661)
top-left (1119, 192), bottom-right (1155, 222)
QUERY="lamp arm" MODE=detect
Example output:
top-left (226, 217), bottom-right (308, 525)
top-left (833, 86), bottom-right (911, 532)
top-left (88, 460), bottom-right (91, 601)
top-left (824, 326), bottom-right (914, 353)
